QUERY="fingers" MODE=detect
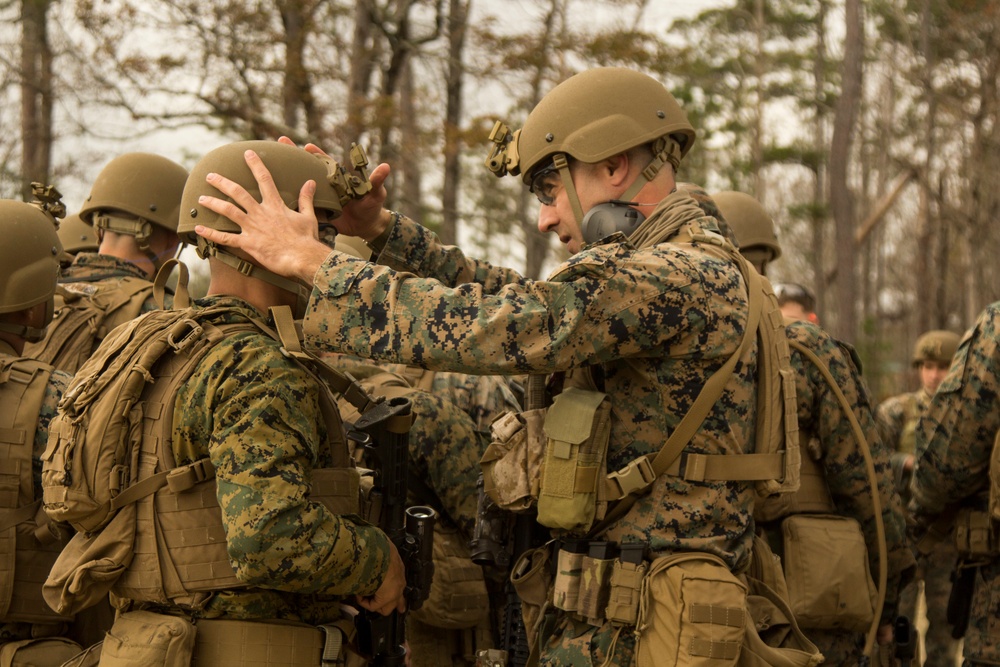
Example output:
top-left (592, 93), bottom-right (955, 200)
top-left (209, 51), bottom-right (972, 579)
top-left (242, 150), bottom-right (282, 203)
top-left (205, 171), bottom-right (260, 214)
top-left (370, 163), bottom-right (391, 189)
top-left (298, 180), bottom-right (317, 222)
top-left (195, 224), bottom-right (243, 249)
top-left (304, 143), bottom-right (331, 158)
top-left (277, 135), bottom-right (296, 146)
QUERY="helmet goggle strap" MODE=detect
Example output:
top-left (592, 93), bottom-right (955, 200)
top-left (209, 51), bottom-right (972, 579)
top-left (196, 238), bottom-right (313, 317)
top-left (551, 154), bottom-right (586, 225)
top-left (0, 299), bottom-right (53, 343)
top-left (94, 212), bottom-right (160, 263)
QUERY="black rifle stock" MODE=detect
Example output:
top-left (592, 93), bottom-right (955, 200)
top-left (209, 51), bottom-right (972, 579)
top-left (352, 396), bottom-right (436, 666)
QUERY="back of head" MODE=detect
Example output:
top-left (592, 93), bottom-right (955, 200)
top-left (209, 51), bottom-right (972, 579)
top-left (713, 191), bottom-right (782, 264)
top-left (0, 200), bottom-right (62, 315)
top-left (58, 212), bottom-right (99, 256)
top-left (773, 283), bottom-right (816, 314)
top-left (179, 140), bottom-right (346, 247)
top-left (912, 330), bottom-right (960, 367)
top-left (80, 153), bottom-right (189, 241)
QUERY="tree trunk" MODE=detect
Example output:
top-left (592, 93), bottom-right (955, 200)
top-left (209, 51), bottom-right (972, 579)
top-left (20, 0), bottom-right (54, 200)
top-left (828, 0), bottom-right (864, 341)
top-left (440, 0), bottom-right (468, 245)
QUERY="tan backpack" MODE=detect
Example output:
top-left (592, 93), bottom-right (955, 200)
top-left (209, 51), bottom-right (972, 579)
top-left (0, 356), bottom-right (76, 627)
top-left (25, 277), bottom-right (155, 374)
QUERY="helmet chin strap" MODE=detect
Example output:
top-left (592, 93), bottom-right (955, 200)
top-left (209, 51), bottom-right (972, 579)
top-left (552, 136), bottom-right (681, 235)
top-left (197, 238), bottom-right (313, 317)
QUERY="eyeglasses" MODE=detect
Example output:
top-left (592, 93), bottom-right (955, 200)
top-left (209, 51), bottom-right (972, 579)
top-left (529, 163), bottom-right (562, 206)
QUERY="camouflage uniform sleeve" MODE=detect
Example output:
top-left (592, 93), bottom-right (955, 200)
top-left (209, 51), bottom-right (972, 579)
top-left (875, 394), bottom-right (906, 453)
top-left (911, 304), bottom-right (1000, 519)
top-left (374, 213), bottom-right (527, 291)
top-left (32, 369), bottom-right (71, 491)
top-left (304, 232), bottom-right (713, 375)
top-left (174, 332), bottom-right (391, 597)
top-left (787, 321), bottom-right (914, 621)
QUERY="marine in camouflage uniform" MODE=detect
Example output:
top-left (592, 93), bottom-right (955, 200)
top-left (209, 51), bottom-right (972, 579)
top-left (163, 295), bottom-right (393, 623)
top-left (24, 153), bottom-right (188, 372)
top-left (0, 199), bottom-right (86, 662)
top-left (879, 330), bottom-right (962, 667)
top-left (715, 190), bottom-right (914, 665)
top-left (200, 69), bottom-right (771, 666)
top-left (908, 314), bottom-right (999, 666)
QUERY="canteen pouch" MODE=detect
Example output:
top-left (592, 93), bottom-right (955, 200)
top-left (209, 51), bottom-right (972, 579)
top-left (98, 610), bottom-right (196, 667)
top-left (537, 388), bottom-right (611, 532)
top-left (781, 514), bottom-right (877, 632)
top-left (510, 545), bottom-right (553, 655)
top-left (481, 410), bottom-right (545, 512)
top-left (635, 553), bottom-right (747, 667)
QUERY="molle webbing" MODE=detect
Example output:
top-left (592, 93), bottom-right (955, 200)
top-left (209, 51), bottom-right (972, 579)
top-left (0, 357), bottom-right (72, 624)
top-left (25, 277), bottom-right (154, 374)
top-left (754, 452), bottom-right (835, 523)
top-left (111, 309), bottom-right (364, 606)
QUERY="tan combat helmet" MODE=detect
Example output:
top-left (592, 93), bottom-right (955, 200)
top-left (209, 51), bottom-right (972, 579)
top-left (912, 330), bottom-right (960, 367)
top-left (79, 153), bottom-right (189, 254)
top-left (179, 140), bottom-right (372, 310)
top-left (713, 191), bottom-right (782, 273)
top-left (0, 200), bottom-right (62, 341)
top-left (57, 212), bottom-right (99, 256)
top-left (485, 67), bottom-right (695, 240)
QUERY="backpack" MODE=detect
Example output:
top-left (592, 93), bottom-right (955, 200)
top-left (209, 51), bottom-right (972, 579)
top-left (25, 277), bottom-right (155, 374)
top-left (40, 302), bottom-right (379, 614)
top-left (0, 355), bottom-right (74, 626)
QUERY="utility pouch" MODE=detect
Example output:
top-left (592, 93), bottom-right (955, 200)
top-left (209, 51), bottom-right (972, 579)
top-left (552, 539), bottom-right (588, 614)
top-left (509, 545), bottom-right (553, 655)
top-left (0, 637), bottom-right (82, 667)
top-left (537, 388), bottom-right (611, 532)
top-left (635, 552), bottom-right (747, 667)
top-left (954, 508), bottom-right (998, 557)
top-left (781, 514), bottom-right (876, 632)
top-left (481, 410), bottom-right (545, 512)
top-left (605, 543), bottom-right (647, 627)
top-left (410, 522), bottom-right (489, 630)
top-left (577, 542), bottom-right (617, 625)
top-left (99, 610), bottom-right (196, 667)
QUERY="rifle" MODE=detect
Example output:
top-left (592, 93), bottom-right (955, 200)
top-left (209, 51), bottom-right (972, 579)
top-left (351, 396), bottom-right (436, 666)
top-left (947, 559), bottom-right (977, 640)
top-left (472, 375), bottom-right (550, 667)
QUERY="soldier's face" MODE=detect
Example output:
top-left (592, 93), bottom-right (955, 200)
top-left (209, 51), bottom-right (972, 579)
top-left (535, 161), bottom-right (613, 254)
top-left (919, 360), bottom-right (951, 394)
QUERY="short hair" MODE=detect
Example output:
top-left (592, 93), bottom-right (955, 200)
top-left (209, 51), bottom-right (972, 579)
top-left (773, 282), bottom-right (816, 313)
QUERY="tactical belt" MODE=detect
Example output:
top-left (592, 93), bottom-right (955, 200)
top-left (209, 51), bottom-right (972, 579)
top-left (191, 618), bottom-right (359, 667)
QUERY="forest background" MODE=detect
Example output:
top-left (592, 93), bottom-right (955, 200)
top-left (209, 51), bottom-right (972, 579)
top-left (3, 0), bottom-right (998, 401)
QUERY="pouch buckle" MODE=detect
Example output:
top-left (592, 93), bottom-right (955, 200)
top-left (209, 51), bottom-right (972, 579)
top-left (606, 456), bottom-right (656, 500)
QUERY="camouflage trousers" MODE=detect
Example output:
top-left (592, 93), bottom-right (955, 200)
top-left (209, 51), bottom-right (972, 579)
top-left (899, 540), bottom-right (962, 667)
top-left (959, 559), bottom-right (1000, 666)
top-left (538, 614), bottom-right (636, 667)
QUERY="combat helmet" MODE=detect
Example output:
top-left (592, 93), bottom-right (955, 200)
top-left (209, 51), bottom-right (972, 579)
top-left (912, 330), bottom-right (959, 367)
top-left (179, 140), bottom-right (373, 311)
top-left (79, 152), bottom-right (188, 257)
top-left (0, 200), bottom-right (62, 341)
top-left (58, 212), bottom-right (99, 256)
top-left (713, 191), bottom-right (782, 271)
top-left (485, 67), bottom-right (695, 234)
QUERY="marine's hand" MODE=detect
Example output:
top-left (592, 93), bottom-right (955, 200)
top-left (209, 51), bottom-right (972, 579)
top-left (356, 540), bottom-right (407, 616)
top-left (277, 135), bottom-right (394, 242)
top-left (195, 149), bottom-right (331, 284)
top-left (877, 622), bottom-right (894, 645)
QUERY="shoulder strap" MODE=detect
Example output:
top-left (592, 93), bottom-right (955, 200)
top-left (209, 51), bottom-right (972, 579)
top-left (787, 338), bottom-right (886, 659)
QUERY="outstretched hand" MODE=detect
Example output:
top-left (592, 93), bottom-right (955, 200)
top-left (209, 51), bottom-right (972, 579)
top-left (195, 149), bottom-right (332, 284)
top-left (277, 136), bottom-right (395, 242)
